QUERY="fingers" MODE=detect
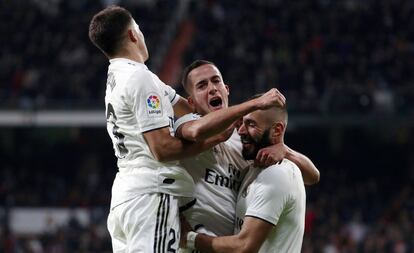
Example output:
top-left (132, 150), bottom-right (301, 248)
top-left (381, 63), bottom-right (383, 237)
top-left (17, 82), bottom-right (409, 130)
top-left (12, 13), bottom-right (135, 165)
top-left (271, 88), bottom-right (286, 107)
top-left (255, 150), bottom-right (280, 167)
top-left (256, 146), bottom-right (286, 167)
top-left (261, 88), bottom-right (286, 109)
top-left (264, 155), bottom-right (276, 167)
top-left (255, 149), bottom-right (269, 167)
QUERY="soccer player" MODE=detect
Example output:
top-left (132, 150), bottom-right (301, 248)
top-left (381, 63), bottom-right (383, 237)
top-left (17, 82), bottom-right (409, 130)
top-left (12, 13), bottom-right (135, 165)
top-left (175, 60), bottom-right (318, 247)
top-left (88, 6), bottom-right (285, 252)
top-left (182, 97), bottom-right (306, 253)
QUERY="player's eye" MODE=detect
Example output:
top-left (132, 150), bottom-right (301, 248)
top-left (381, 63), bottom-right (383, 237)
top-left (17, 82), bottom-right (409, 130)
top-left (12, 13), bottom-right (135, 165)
top-left (197, 82), bottom-right (207, 90)
top-left (244, 120), bottom-right (255, 127)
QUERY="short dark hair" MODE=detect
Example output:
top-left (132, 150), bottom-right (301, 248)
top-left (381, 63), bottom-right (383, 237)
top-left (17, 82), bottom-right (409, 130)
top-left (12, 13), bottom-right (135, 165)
top-left (89, 5), bottom-right (132, 57)
top-left (181, 60), bottom-right (217, 94)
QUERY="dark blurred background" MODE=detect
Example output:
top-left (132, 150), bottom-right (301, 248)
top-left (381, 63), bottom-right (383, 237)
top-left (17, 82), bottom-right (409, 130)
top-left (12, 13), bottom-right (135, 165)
top-left (0, 0), bottom-right (413, 252)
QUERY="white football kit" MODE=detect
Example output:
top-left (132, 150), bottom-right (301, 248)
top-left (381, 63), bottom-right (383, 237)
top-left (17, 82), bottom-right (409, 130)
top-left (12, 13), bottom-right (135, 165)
top-left (175, 114), bottom-right (250, 237)
top-left (105, 58), bottom-right (194, 252)
top-left (235, 159), bottom-right (306, 253)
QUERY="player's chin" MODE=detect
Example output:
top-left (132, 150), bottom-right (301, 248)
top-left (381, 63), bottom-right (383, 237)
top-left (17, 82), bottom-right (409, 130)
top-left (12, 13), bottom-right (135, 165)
top-left (242, 147), bottom-right (257, 160)
top-left (242, 143), bottom-right (255, 154)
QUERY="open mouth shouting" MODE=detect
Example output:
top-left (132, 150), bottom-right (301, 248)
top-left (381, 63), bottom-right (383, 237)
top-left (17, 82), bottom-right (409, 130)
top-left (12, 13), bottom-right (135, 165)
top-left (209, 96), bottom-right (223, 110)
top-left (240, 135), bottom-right (255, 149)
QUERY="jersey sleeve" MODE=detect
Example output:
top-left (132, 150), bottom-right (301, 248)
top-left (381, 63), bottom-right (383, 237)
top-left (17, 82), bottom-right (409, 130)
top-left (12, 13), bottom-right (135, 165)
top-left (173, 113), bottom-right (201, 135)
top-left (245, 165), bottom-right (292, 226)
top-left (127, 70), bottom-right (170, 132)
top-left (162, 83), bottom-right (181, 106)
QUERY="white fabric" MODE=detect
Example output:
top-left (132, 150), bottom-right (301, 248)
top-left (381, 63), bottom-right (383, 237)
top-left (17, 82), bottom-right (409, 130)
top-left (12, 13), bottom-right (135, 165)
top-left (176, 116), bottom-right (250, 236)
top-left (105, 58), bottom-right (194, 210)
top-left (173, 113), bottom-right (201, 133)
top-left (107, 193), bottom-right (180, 253)
top-left (235, 159), bottom-right (306, 253)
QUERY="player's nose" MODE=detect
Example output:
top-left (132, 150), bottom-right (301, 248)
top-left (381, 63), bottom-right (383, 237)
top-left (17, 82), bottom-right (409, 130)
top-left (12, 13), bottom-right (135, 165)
top-left (238, 123), bottom-right (247, 135)
top-left (208, 82), bottom-right (218, 95)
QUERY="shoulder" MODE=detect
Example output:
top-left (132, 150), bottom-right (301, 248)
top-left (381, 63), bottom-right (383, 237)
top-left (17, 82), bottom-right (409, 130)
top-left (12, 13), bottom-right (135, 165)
top-left (255, 159), bottom-right (301, 189)
top-left (123, 69), bottom-right (165, 97)
top-left (128, 68), bottom-right (154, 85)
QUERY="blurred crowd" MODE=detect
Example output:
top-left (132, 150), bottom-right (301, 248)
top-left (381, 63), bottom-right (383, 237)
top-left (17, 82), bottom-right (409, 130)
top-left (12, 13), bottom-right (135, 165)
top-left (184, 0), bottom-right (414, 114)
top-left (1, 0), bottom-right (414, 252)
top-left (0, 127), bottom-right (413, 252)
top-left (0, 0), bottom-right (174, 109)
top-left (1, 0), bottom-right (413, 114)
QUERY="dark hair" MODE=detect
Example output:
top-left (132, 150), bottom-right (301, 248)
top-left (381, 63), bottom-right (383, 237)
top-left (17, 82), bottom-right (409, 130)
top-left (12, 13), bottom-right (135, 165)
top-left (181, 60), bottom-right (217, 94)
top-left (88, 5), bottom-right (132, 57)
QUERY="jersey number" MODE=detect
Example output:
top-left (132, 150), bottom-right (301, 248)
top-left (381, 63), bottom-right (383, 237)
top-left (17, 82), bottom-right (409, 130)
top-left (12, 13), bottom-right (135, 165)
top-left (106, 103), bottom-right (128, 158)
top-left (167, 228), bottom-right (176, 252)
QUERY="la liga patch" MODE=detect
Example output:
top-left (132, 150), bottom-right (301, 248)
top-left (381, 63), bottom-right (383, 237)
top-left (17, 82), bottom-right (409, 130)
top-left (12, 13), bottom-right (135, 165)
top-left (146, 94), bottom-right (162, 117)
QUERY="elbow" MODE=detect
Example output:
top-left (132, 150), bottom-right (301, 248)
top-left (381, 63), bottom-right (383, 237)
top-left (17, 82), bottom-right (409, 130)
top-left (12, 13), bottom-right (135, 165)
top-left (151, 150), bottom-right (165, 162)
top-left (313, 169), bottom-right (321, 184)
top-left (150, 144), bottom-right (172, 163)
top-left (153, 148), bottom-right (176, 162)
top-left (306, 170), bottom-right (320, 185)
top-left (234, 238), bottom-right (259, 253)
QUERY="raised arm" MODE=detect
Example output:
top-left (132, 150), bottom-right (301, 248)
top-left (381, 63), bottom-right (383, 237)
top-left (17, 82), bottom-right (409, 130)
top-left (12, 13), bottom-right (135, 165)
top-left (285, 146), bottom-right (320, 185)
top-left (143, 125), bottom-right (233, 162)
top-left (177, 88), bottom-right (286, 141)
top-left (183, 217), bottom-right (272, 253)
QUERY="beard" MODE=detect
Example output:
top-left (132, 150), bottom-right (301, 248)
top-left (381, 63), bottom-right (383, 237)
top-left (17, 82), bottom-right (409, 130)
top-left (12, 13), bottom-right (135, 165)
top-left (241, 128), bottom-right (272, 160)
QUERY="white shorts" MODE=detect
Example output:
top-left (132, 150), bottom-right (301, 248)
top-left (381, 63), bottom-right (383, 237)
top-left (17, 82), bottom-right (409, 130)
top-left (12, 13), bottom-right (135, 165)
top-left (107, 193), bottom-right (180, 253)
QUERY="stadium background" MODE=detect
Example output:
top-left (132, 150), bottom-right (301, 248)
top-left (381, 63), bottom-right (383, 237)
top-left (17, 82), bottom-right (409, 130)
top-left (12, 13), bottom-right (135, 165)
top-left (1, 0), bottom-right (413, 252)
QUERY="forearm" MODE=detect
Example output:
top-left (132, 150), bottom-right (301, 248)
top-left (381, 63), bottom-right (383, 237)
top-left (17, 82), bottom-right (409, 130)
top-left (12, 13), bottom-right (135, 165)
top-left (152, 134), bottom-right (223, 162)
top-left (195, 234), bottom-right (245, 253)
top-left (285, 146), bottom-right (320, 185)
top-left (186, 100), bottom-right (258, 141)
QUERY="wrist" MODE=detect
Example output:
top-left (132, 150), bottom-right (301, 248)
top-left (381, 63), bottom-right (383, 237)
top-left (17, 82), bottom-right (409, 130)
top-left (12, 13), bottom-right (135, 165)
top-left (186, 231), bottom-right (198, 249)
top-left (249, 98), bottom-right (261, 111)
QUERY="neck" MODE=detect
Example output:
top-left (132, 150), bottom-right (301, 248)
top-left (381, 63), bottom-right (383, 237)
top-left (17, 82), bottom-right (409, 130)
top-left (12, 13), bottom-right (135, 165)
top-left (110, 45), bottom-right (146, 63)
top-left (271, 136), bottom-right (284, 145)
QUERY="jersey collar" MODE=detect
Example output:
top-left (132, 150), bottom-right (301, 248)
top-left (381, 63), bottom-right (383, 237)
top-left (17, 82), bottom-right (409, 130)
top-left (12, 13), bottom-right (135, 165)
top-left (109, 58), bottom-right (148, 70)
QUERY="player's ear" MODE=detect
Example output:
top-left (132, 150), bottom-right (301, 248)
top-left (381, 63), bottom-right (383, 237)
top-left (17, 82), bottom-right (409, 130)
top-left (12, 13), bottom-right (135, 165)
top-left (187, 96), bottom-right (194, 106)
top-left (225, 84), bottom-right (230, 95)
top-left (187, 97), bottom-right (197, 112)
top-left (271, 122), bottom-right (285, 141)
top-left (127, 29), bottom-right (138, 42)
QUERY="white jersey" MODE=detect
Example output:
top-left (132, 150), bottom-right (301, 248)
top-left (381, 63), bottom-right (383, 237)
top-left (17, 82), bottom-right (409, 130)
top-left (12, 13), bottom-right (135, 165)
top-left (174, 114), bottom-right (250, 236)
top-left (235, 159), bottom-right (306, 253)
top-left (105, 58), bottom-right (194, 209)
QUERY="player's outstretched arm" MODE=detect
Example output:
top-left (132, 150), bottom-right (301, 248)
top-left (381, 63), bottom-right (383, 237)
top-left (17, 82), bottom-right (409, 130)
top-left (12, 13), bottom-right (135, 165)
top-left (177, 88), bottom-right (286, 142)
top-left (255, 143), bottom-right (320, 185)
top-left (143, 126), bottom-right (232, 162)
top-left (184, 217), bottom-right (272, 253)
